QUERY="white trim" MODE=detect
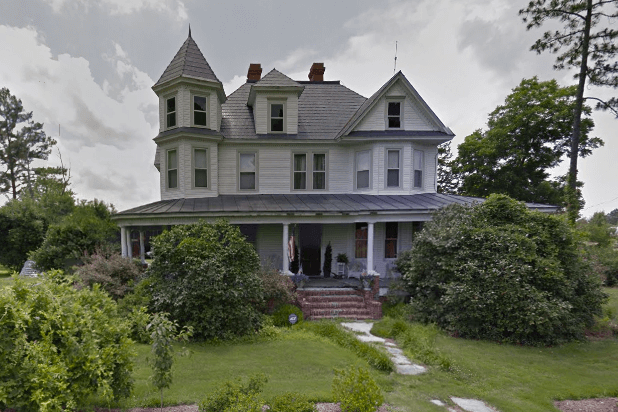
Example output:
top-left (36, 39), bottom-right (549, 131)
top-left (291, 151), bottom-right (328, 191)
top-left (192, 146), bottom-right (209, 189)
top-left (165, 95), bottom-right (177, 129)
top-left (166, 148), bottom-right (179, 190)
top-left (385, 148), bottom-right (402, 188)
top-left (413, 149), bottom-right (424, 189)
top-left (268, 99), bottom-right (287, 133)
top-left (238, 150), bottom-right (258, 191)
top-left (191, 92), bottom-right (209, 128)
top-left (354, 149), bottom-right (372, 191)
top-left (385, 98), bottom-right (404, 130)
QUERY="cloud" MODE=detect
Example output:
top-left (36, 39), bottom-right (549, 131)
top-left (43, 0), bottom-right (187, 20)
top-left (0, 25), bottom-right (159, 210)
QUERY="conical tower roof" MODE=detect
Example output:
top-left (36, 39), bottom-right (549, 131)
top-left (154, 31), bottom-right (221, 87)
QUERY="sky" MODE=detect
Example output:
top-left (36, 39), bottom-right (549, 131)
top-left (0, 0), bottom-right (616, 217)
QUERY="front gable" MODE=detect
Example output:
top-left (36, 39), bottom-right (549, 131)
top-left (338, 72), bottom-right (453, 141)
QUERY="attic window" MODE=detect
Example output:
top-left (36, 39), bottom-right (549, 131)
top-left (387, 101), bottom-right (401, 129)
top-left (166, 97), bottom-right (176, 128)
top-left (269, 102), bottom-right (285, 133)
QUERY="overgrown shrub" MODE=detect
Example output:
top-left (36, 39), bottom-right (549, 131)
top-left (30, 199), bottom-right (118, 271)
top-left (0, 272), bottom-right (133, 412)
top-left (332, 366), bottom-right (383, 412)
top-left (75, 247), bottom-right (144, 299)
top-left (258, 266), bottom-right (296, 314)
top-left (148, 220), bottom-right (263, 340)
top-left (300, 322), bottom-right (393, 372)
top-left (396, 194), bottom-right (607, 345)
top-left (269, 392), bottom-right (316, 412)
top-left (199, 374), bottom-right (268, 412)
top-left (582, 245), bottom-right (618, 286)
top-left (117, 277), bottom-right (154, 343)
top-left (272, 304), bottom-right (304, 327)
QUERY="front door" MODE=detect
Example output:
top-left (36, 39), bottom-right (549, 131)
top-left (299, 224), bottom-right (322, 277)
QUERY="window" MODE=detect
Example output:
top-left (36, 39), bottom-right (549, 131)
top-left (239, 152), bottom-right (257, 190)
top-left (356, 150), bottom-right (371, 190)
top-left (293, 154), bottom-right (307, 189)
top-left (387, 101), bottom-right (401, 129)
top-left (313, 153), bottom-right (326, 190)
top-left (193, 95), bottom-right (207, 127)
top-left (412, 221), bottom-right (424, 240)
top-left (413, 150), bottom-right (424, 188)
top-left (269, 102), bottom-right (285, 132)
top-left (238, 224), bottom-right (257, 249)
top-left (385, 222), bottom-right (398, 258)
top-left (166, 97), bottom-right (176, 128)
top-left (386, 149), bottom-right (400, 188)
top-left (167, 149), bottom-right (177, 189)
top-left (194, 148), bottom-right (208, 188)
top-left (355, 223), bottom-right (368, 259)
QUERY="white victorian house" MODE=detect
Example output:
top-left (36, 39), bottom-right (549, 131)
top-left (113, 32), bottom-right (555, 280)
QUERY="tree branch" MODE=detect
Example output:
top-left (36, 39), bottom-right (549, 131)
top-left (583, 96), bottom-right (618, 116)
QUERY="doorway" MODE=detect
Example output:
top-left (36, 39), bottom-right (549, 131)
top-left (299, 224), bottom-right (322, 277)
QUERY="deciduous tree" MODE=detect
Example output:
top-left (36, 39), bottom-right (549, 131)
top-left (453, 77), bottom-right (601, 206)
top-left (0, 88), bottom-right (55, 199)
top-left (520, 0), bottom-right (618, 221)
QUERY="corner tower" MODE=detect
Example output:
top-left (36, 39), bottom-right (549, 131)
top-left (152, 29), bottom-right (225, 200)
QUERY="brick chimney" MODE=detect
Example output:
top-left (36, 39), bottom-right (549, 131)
top-left (247, 63), bottom-right (262, 82)
top-left (308, 63), bottom-right (325, 82)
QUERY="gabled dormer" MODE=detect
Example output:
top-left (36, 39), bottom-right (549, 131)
top-left (152, 29), bottom-right (226, 134)
top-left (247, 69), bottom-right (304, 135)
top-left (338, 71), bottom-right (453, 143)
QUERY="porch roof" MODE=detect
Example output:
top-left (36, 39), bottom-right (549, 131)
top-left (114, 193), bottom-right (558, 219)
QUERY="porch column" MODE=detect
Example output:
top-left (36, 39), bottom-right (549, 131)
top-left (139, 230), bottom-right (146, 264)
top-left (282, 223), bottom-right (289, 272)
top-left (126, 228), bottom-right (133, 259)
top-left (367, 222), bottom-right (374, 272)
top-left (120, 226), bottom-right (127, 257)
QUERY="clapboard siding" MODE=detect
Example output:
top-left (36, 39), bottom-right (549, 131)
top-left (257, 224), bottom-right (283, 268)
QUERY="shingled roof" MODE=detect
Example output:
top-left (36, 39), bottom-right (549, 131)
top-left (153, 32), bottom-right (221, 87)
top-left (253, 68), bottom-right (303, 88)
top-left (221, 81), bottom-right (366, 140)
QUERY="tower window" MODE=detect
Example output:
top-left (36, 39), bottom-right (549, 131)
top-left (166, 97), bottom-right (176, 128)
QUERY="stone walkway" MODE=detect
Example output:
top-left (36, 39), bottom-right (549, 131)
top-left (340, 322), bottom-right (499, 412)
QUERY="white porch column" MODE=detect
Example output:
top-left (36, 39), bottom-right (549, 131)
top-left (367, 222), bottom-right (374, 272)
top-left (139, 230), bottom-right (146, 264)
top-left (282, 223), bottom-right (289, 273)
top-left (120, 226), bottom-right (127, 257)
top-left (126, 228), bottom-right (133, 259)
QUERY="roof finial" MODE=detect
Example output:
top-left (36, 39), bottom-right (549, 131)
top-left (188, 24), bottom-right (192, 38)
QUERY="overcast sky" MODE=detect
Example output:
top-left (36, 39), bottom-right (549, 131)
top-left (0, 0), bottom-right (616, 217)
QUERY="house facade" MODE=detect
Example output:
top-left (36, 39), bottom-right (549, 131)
top-left (112, 32), bottom-right (554, 278)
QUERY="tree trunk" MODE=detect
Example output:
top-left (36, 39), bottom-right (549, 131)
top-left (567, 0), bottom-right (593, 223)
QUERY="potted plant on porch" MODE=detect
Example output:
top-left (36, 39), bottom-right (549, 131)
top-left (336, 253), bottom-right (349, 279)
top-left (323, 242), bottom-right (332, 278)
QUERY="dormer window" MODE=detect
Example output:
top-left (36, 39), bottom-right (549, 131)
top-left (387, 101), bottom-right (402, 129)
top-left (166, 97), bottom-right (176, 128)
top-left (269, 101), bottom-right (285, 133)
top-left (193, 95), bottom-right (208, 127)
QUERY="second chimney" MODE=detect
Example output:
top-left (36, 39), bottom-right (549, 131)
top-left (308, 63), bottom-right (325, 82)
top-left (247, 63), bottom-right (262, 82)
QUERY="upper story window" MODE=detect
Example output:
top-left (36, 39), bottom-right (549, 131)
top-left (313, 153), bottom-right (326, 190)
top-left (386, 149), bottom-right (401, 188)
top-left (356, 150), bottom-right (371, 190)
top-left (269, 101), bottom-right (285, 133)
top-left (239, 152), bottom-right (257, 190)
top-left (293, 154), bottom-right (307, 190)
top-left (166, 97), bottom-right (176, 128)
top-left (167, 149), bottom-right (177, 189)
top-left (194, 148), bottom-right (208, 188)
top-left (292, 152), bottom-right (327, 191)
top-left (193, 95), bottom-right (208, 127)
top-left (413, 150), bottom-right (424, 188)
top-left (387, 101), bottom-right (402, 129)
top-left (385, 222), bottom-right (398, 259)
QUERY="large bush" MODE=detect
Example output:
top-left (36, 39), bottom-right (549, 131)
top-left (148, 220), bottom-right (263, 340)
top-left (30, 199), bottom-right (118, 271)
top-left (0, 272), bottom-right (133, 411)
top-left (396, 194), bottom-right (606, 345)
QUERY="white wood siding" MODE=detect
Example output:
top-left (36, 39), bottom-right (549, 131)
top-left (157, 84), bottom-right (221, 131)
top-left (256, 224), bottom-right (283, 268)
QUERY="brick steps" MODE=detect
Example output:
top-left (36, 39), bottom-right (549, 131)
top-left (297, 283), bottom-right (382, 320)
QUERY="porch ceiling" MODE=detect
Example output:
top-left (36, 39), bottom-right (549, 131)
top-left (113, 193), bottom-right (558, 221)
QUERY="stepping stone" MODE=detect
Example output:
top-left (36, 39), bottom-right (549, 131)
top-left (340, 322), bottom-right (373, 334)
top-left (385, 342), bottom-right (397, 347)
top-left (450, 397), bottom-right (498, 412)
top-left (396, 363), bottom-right (427, 375)
top-left (391, 353), bottom-right (412, 365)
top-left (430, 400), bottom-right (446, 407)
top-left (356, 334), bottom-right (386, 343)
top-left (385, 347), bottom-right (404, 356)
